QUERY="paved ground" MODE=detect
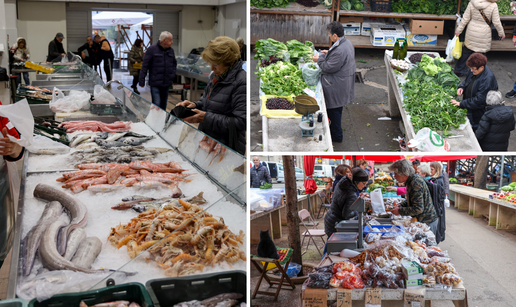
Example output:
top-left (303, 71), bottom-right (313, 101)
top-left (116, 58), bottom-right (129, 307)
top-left (251, 49), bottom-right (516, 152)
top-left (250, 203), bottom-right (516, 306)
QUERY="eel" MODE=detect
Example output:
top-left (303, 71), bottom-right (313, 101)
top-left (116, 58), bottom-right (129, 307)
top-left (21, 201), bottom-right (63, 276)
top-left (33, 183), bottom-right (88, 255)
top-left (63, 228), bottom-right (86, 261)
top-left (71, 237), bottom-right (102, 269)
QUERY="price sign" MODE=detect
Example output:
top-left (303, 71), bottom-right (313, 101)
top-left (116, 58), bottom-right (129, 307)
top-left (337, 288), bottom-right (352, 307)
top-left (404, 288), bottom-right (425, 307)
top-left (365, 288), bottom-right (381, 307)
top-left (304, 288), bottom-right (327, 307)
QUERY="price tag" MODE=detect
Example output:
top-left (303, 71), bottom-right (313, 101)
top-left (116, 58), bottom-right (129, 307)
top-left (404, 288), bottom-right (425, 307)
top-left (304, 288), bottom-right (327, 307)
top-left (365, 288), bottom-right (381, 307)
top-left (337, 288), bottom-right (352, 307)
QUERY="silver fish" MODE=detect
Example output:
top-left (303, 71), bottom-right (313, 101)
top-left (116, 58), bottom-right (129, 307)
top-left (122, 195), bottom-right (155, 201)
top-left (95, 139), bottom-right (131, 148)
top-left (75, 142), bottom-right (100, 151)
top-left (70, 133), bottom-right (95, 148)
top-left (22, 201), bottom-right (63, 276)
top-left (71, 237), bottom-right (102, 269)
top-left (63, 228), bottom-right (86, 261)
top-left (121, 136), bottom-right (154, 146)
top-left (105, 132), bottom-right (128, 142)
top-left (33, 183), bottom-right (88, 255)
top-left (91, 131), bottom-right (109, 140)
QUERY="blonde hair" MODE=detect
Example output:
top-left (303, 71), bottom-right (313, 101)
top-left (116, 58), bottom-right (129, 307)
top-left (201, 36), bottom-right (241, 66)
top-left (430, 161), bottom-right (442, 179)
top-left (236, 37), bottom-right (244, 45)
top-left (17, 38), bottom-right (27, 49)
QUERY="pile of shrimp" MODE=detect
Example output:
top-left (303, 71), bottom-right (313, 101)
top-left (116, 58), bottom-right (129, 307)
top-left (108, 198), bottom-right (245, 277)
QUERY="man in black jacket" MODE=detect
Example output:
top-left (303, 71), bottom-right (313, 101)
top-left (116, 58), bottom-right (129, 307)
top-left (47, 32), bottom-right (65, 62)
top-left (95, 35), bottom-right (115, 82)
top-left (78, 36), bottom-right (98, 69)
top-left (250, 157), bottom-right (272, 188)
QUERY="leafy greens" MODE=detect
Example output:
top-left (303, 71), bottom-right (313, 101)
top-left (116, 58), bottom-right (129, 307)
top-left (256, 61), bottom-right (308, 96)
top-left (254, 38), bottom-right (289, 63)
top-left (286, 39), bottom-right (314, 66)
top-left (251, 0), bottom-right (292, 9)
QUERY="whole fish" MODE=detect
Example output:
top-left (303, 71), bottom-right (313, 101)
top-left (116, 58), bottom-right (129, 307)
top-left (123, 131), bottom-right (149, 138)
top-left (120, 136), bottom-right (154, 146)
top-left (21, 201), bottom-right (63, 276)
top-left (112, 198), bottom-right (155, 210)
top-left (122, 195), bottom-right (155, 202)
top-left (70, 133), bottom-right (95, 148)
top-left (33, 184), bottom-right (88, 255)
top-left (201, 293), bottom-right (243, 307)
top-left (105, 132), bottom-right (128, 142)
top-left (87, 184), bottom-right (126, 192)
top-left (132, 204), bottom-right (147, 213)
top-left (71, 237), bottom-right (102, 269)
top-left (95, 139), bottom-right (130, 148)
top-left (75, 142), bottom-right (100, 151)
top-left (63, 228), bottom-right (86, 261)
top-left (91, 131), bottom-right (109, 140)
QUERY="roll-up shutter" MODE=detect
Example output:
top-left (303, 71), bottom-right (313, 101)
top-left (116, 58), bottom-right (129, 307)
top-left (66, 9), bottom-right (91, 54)
top-left (153, 12), bottom-right (179, 53)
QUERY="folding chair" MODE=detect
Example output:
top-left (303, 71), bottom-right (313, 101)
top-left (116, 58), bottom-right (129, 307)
top-left (251, 247), bottom-right (295, 301)
top-left (299, 209), bottom-right (326, 258)
top-left (316, 191), bottom-right (331, 219)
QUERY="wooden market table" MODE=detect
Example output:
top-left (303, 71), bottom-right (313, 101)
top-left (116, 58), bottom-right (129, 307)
top-left (384, 51), bottom-right (482, 152)
top-left (300, 255), bottom-right (468, 306)
top-left (449, 184), bottom-right (516, 230)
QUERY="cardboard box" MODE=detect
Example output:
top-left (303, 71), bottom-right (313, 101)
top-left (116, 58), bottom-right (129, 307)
top-left (342, 22), bottom-right (361, 36)
top-left (409, 19), bottom-right (444, 35)
top-left (370, 24), bottom-right (406, 46)
top-left (405, 279), bottom-right (424, 289)
top-left (340, 16), bottom-right (363, 23)
top-left (405, 28), bottom-right (438, 46)
top-left (361, 17), bottom-right (385, 36)
top-left (402, 261), bottom-right (424, 280)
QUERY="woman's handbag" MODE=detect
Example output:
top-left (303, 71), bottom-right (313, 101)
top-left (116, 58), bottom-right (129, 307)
top-left (132, 62), bottom-right (142, 69)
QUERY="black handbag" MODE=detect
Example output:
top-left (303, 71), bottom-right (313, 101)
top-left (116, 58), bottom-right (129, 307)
top-left (0, 67), bottom-right (8, 82)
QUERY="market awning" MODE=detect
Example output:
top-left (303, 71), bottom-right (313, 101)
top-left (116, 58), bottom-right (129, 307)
top-left (130, 17), bottom-right (153, 31)
top-left (92, 11), bottom-right (152, 27)
top-left (317, 155), bottom-right (344, 159)
top-left (344, 155), bottom-right (406, 163)
top-left (410, 155), bottom-right (477, 162)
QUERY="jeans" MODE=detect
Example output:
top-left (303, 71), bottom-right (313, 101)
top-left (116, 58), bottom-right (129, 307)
top-left (16, 72), bottom-right (30, 86)
top-left (327, 107), bottom-right (343, 142)
top-left (454, 45), bottom-right (485, 74)
top-left (150, 86), bottom-right (169, 110)
top-left (103, 58), bottom-right (113, 82)
top-left (512, 81), bottom-right (516, 92)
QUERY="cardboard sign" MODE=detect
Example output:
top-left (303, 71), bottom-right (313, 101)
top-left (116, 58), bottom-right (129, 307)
top-left (304, 288), bottom-right (327, 307)
top-left (404, 288), bottom-right (425, 307)
top-left (365, 288), bottom-right (381, 307)
top-left (337, 288), bottom-right (352, 307)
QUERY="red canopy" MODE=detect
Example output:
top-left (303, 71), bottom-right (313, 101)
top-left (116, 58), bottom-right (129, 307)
top-left (303, 155), bottom-right (318, 194)
top-left (410, 155), bottom-right (477, 162)
top-left (317, 155), bottom-right (344, 159)
top-left (344, 155), bottom-right (406, 163)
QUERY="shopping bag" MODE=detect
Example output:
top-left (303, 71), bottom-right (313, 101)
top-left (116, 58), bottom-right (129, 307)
top-left (370, 188), bottom-right (386, 215)
top-left (445, 36), bottom-right (458, 63)
top-left (452, 38), bottom-right (462, 60)
top-left (408, 128), bottom-right (451, 152)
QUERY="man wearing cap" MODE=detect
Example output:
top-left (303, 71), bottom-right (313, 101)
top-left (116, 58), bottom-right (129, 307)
top-left (47, 32), bottom-right (66, 62)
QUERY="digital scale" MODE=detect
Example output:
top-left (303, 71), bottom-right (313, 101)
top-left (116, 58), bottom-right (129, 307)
top-left (294, 95), bottom-right (319, 137)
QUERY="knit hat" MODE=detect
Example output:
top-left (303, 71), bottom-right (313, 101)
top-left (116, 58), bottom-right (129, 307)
top-left (352, 168), bottom-right (369, 183)
top-left (486, 90), bottom-right (504, 106)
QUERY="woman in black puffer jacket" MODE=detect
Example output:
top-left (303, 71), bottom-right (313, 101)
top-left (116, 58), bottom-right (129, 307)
top-left (177, 36), bottom-right (246, 155)
top-left (324, 168), bottom-right (369, 238)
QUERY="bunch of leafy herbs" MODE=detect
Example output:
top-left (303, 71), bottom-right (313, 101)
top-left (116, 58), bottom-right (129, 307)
top-left (251, 0), bottom-right (294, 9)
top-left (391, 0), bottom-right (456, 15)
top-left (256, 61), bottom-right (308, 96)
top-left (254, 38), bottom-right (289, 63)
top-left (402, 55), bottom-right (467, 135)
top-left (286, 39), bottom-right (314, 65)
top-left (498, 0), bottom-right (512, 15)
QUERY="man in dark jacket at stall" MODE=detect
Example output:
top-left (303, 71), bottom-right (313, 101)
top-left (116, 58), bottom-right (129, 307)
top-left (250, 156), bottom-right (272, 188)
top-left (78, 36), bottom-right (98, 69)
top-left (46, 32), bottom-right (65, 62)
top-left (95, 35), bottom-right (115, 82)
top-left (139, 31), bottom-right (177, 111)
top-left (312, 21), bottom-right (356, 144)
top-left (475, 90), bottom-right (516, 151)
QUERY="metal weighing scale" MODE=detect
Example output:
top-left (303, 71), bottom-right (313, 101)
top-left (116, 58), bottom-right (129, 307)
top-left (327, 197), bottom-right (367, 253)
top-left (294, 95), bottom-right (319, 137)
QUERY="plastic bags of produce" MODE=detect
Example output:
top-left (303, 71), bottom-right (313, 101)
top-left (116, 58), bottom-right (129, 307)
top-left (93, 84), bottom-right (117, 105)
top-left (302, 63), bottom-right (321, 86)
top-left (408, 128), bottom-right (450, 152)
top-left (445, 36), bottom-right (458, 63)
top-left (307, 272), bottom-right (332, 288)
top-left (452, 38), bottom-right (462, 60)
top-left (370, 188), bottom-right (387, 215)
top-left (49, 88), bottom-right (90, 113)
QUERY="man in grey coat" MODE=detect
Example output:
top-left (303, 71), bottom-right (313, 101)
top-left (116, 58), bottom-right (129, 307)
top-left (313, 21), bottom-right (356, 143)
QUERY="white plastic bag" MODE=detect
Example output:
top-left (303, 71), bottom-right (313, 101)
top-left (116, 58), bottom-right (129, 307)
top-left (93, 84), bottom-right (117, 105)
top-left (408, 128), bottom-right (450, 152)
top-left (26, 135), bottom-right (70, 155)
top-left (445, 36), bottom-right (458, 63)
top-left (302, 62), bottom-right (321, 86)
top-left (370, 188), bottom-right (386, 215)
top-left (49, 88), bottom-right (90, 113)
top-left (444, 196), bottom-right (450, 208)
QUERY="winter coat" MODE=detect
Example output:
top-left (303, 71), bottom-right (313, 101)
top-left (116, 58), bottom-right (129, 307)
top-left (458, 65), bottom-right (498, 128)
top-left (475, 104), bottom-right (516, 151)
top-left (398, 174), bottom-right (438, 225)
top-left (442, 171), bottom-right (449, 195)
top-left (78, 42), bottom-right (99, 66)
top-left (324, 176), bottom-right (359, 237)
top-left (316, 36), bottom-right (356, 109)
top-left (250, 164), bottom-right (272, 188)
top-left (13, 47), bottom-right (30, 62)
top-left (47, 38), bottom-right (65, 62)
top-left (456, 0), bottom-right (504, 53)
top-left (427, 175), bottom-right (446, 244)
top-left (195, 60), bottom-right (246, 154)
top-left (128, 45), bottom-right (144, 76)
top-left (332, 174), bottom-right (344, 192)
top-left (139, 41), bottom-right (177, 88)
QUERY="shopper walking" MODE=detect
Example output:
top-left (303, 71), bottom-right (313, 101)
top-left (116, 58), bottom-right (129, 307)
top-left (389, 159), bottom-right (439, 235)
top-left (95, 35), bottom-right (115, 82)
top-left (475, 90), bottom-right (516, 151)
top-left (250, 156), bottom-right (272, 188)
top-left (139, 31), bottom-right (177, 111)
top-left (78, 36), bottom-right (99, 69)
top-left (128, 39), bottom-right (144, 95)
top-left (46, 32), bottom-right (66, 62)
top-left (454, 0), bottom-right (504, 76)
top-left (12, 38), bottom-right (30, 86)
top-left (312, 21), bottom-right (355, 143)
top-left (450, 53), bottom-right (498, 131)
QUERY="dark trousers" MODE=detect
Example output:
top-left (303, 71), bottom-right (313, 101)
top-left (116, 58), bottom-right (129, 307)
top-left (327, 107), bottom-right (343, 142)
top-left (132, 73), bottom-right (139, 89)
top-left (454, 45), bottom-right (486, 74)
top-left (103, 58), bottom-right (113, 82)
top-left (151, 86), bottom-right (169, 110)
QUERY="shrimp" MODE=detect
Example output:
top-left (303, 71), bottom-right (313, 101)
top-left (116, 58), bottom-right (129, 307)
top-left (164, 260), bottom-right (183, 277)
top-left (212, 244), bottom-right (230, 265)
top-left (192, 226), bottom-right (213, 244)
top-left (171, 253), bottom-right (199, 264)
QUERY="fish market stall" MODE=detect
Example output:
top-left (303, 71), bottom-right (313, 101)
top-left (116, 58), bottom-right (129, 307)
top-left (384, 51), bottom-right (482, 152)
top-left (6, 84), bottom-right (247, 302)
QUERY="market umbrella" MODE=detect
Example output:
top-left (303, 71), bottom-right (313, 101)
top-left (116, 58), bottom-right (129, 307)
top-left (130, 16), bottom-right (153, 31)
top-left (92, 11), bottom-right (152, 27)
top-left (303, 155), bottom-right (317, 213)
top-left (317, 155), bottom-right (344, 159)
top-left (410, 155), bottom-right (477, 162)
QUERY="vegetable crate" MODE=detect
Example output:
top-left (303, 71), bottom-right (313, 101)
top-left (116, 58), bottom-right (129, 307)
top-left (371, 0), bottom-right (391, 12)
top-left (0, 299), bottom-right (28, 307)
top-left (146, 271), bottom-right (246, 306)
top-left (364, 224), bottom-right (405, 238)
top-left (29, 283), bottom-right (153, 307)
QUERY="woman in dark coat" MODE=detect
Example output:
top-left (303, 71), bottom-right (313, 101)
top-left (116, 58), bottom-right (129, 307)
top-left (128, 39), bottom-right (144, 95)
top-left (177, 36), bottom-right (246, 155)
top-left (324, 168), bottom-right (369, 238)
top-left (450, 53), bottom-right (498, 131)
top-left (475, 90), bottom-right (516, 151)
top-left (332, 164), bottom-right (352, 192)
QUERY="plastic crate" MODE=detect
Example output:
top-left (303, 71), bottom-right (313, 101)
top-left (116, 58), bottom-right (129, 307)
top-left (371, 0), bottom-right (391, 12)
top-left (146, 271), bottom-right (246, 306)
top-left (90, 97), bottom-right (124, 115)
top-left (15, 95), bottom-right (50, 105)
top-left (0, 299), bottom-right (28, 307)
top-left (364, 224), bottom-right (405, 238)
top-left (29, 283), bottom-right (153, 307)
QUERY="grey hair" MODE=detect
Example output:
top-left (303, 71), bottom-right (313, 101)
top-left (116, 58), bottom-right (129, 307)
top-left (236, 37), bottom-right (244, 45)
top-left (159, 31), bottom-right (173, 41)
top-left (486, 90), bottom-right (504, 106)
top-left (389, 159), bottom-right (415, 177)
top-left (419, 163), bottom-right (431, 176)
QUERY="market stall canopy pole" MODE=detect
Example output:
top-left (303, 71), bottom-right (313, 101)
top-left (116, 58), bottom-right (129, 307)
top-left (410, 155), bottom-right (477, 162)
top-left (303, 155), bottom-right (317, 214)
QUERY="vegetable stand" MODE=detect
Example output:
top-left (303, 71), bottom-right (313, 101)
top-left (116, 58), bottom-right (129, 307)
top-left (384, 51), bottom-right (482, 152)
